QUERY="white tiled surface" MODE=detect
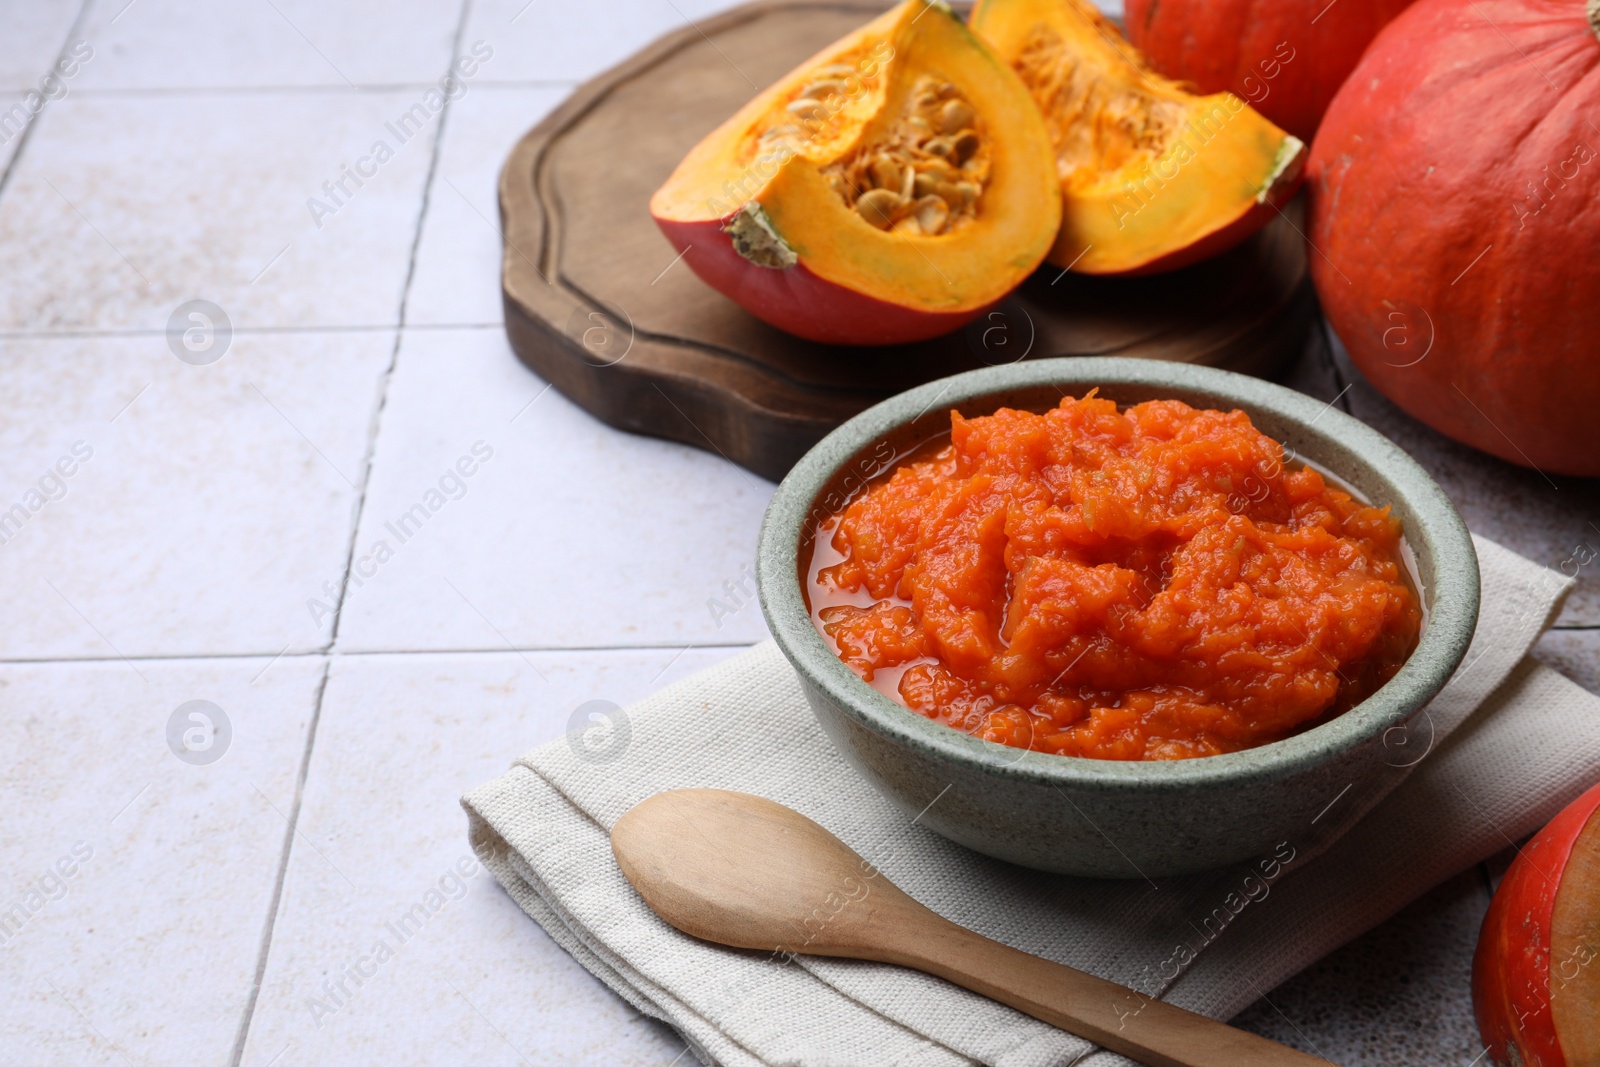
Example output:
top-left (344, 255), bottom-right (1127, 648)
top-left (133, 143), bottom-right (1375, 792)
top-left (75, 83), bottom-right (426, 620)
top-left (1, 2), bottom-right (1593, 1066)
top-left (0, 0), bottom-right (81, 92)
top-left (334, 327), bottom-right (771, 652)
top-left (0, 331), bottom-right (390, 659)
top-left (462, 0), bottom-right (748, 84)
top-left (74, 0), bottom-right (462, 91)
top-left (0, 91), bottom-right (439, 331)
top-left (405, 85), bottom-right (567, 326)
top-left (237, 648), bottom-right (728, 1067)
top-left (0, 95), bottom-right (36, 199)
top-left (0, 654), bottom-right (324, 1066)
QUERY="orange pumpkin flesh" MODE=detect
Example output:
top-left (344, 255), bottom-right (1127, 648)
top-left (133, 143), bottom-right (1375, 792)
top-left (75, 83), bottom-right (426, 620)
top-left (968, 0), bottom-right (1306, 276)
top-left (1473, 781), bottom-right (1600, 1067)
top-left (649, 0), bottom-right (1060, 346)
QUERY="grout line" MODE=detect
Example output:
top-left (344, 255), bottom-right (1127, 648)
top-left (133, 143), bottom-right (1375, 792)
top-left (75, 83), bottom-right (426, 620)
top-left (0, 641), bottom-right (761, 669)
top-left (226, 656), bottom-right (333, 1067)
top-left (0, 322), bottom-right (502, 340)
top-left (326, 0), bottom-right (474, 649)
top-left (228, 4), bottom-right (477, 1060)
top-left (0, 0), bottom-right (95, 205)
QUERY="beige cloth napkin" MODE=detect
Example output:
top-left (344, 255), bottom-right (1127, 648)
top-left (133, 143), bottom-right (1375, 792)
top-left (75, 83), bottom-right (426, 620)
top-left (463, 535), bottom-right (1600, 1067)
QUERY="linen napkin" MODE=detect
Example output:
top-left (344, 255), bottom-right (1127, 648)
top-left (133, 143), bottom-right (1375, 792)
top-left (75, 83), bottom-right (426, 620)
top-left (463, 535), bottom-right (1599, 1067)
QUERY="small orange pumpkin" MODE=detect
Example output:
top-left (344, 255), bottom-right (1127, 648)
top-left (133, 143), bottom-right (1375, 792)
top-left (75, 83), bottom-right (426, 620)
top-left (1307, 0), bottom-right (1600, 476)
top-left (1473, 781), bottom-right (1600, 1066)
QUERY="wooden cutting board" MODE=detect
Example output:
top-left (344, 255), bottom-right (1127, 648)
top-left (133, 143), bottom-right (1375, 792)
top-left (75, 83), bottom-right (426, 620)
top-left (498, 0), bottom-right (1315, 482)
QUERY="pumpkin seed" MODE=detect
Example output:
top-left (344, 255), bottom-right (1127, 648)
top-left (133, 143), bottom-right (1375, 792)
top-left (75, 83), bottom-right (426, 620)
top-left (933, 180), bottom-right (964, 209)
top-left (913, 195), bottom-right (950, 234)
top-left (798, 78), bottom-right (848, 102)
top-left (817, 73), bottom-right (986, 232)
top-left (950, 130), bottom-right (980, 166)
top-left (856, 188), bottom-right (903, 229)
top-left (939, 99), bottom-right (974, 134)
top-left (868, 156), bottom-right (903, 192)
top-left (786, 99), bottom-right (827, 122)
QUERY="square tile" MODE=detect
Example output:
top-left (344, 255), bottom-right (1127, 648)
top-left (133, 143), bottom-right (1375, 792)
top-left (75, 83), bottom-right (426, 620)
top-left (0, 331), bottom-right (389, 659)
top-left (0, 91), bottom-right (441, 332)
top-left (464, 0), bottom-right (1124, 85)
top-left (406, 85), bottom-right (569, 326)
top-left (75, 0), bottom-right (462, 90)
top-left (462, 0), bottom-right (746, 84)
top-left (333, 327), bottom-right (774, 652)
top-left (237, 646), bottom-right (739, 1067)
top-left (0, 653), bottom-right (323, 1067)
top-left (0, 0), bottom-right (81, 92)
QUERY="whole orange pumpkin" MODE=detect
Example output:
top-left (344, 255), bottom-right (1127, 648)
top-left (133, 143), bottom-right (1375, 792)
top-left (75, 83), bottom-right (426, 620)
top-left (1473, 780), bottom-right (1600, 1066)
top-left (1307, 0), bottom-right (1600, 477)
top-left (1124, 0), bottom-right (1415, 141)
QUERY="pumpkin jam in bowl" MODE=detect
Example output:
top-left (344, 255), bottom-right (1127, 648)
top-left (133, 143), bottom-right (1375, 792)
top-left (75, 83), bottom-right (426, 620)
top-left (757, 359), bottom-right (1479, 877)
top-left (805, 393), bottom-right (1422, 762)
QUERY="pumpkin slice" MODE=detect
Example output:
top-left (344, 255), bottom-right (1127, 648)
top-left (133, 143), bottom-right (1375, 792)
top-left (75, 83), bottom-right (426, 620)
top-left (969, 0), bottom-right (1306, 275)
top-left (650, 0), bottom-right (1060, 346)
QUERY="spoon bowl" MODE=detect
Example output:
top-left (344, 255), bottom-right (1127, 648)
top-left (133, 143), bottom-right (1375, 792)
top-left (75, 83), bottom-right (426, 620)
top-left (612, 788), bottom-right (1334, 1067)
top-left (611, 786), bottom-right (911, 958)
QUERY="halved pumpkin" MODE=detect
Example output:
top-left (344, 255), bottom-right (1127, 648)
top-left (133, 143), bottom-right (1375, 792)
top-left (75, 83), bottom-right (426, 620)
top-left (968, 0), bottom-right (1306, 275)
top-left (650, 0), bottom-right (1061, 346)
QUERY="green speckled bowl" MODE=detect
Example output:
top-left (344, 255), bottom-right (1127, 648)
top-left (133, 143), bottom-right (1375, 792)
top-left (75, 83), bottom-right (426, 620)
top-left (757, 358), bottom-right (1479, 878)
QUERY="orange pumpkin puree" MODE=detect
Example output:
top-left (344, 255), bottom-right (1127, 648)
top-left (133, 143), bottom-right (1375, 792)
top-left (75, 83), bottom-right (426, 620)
top-left (806, 394), bottom-right (1421, 761)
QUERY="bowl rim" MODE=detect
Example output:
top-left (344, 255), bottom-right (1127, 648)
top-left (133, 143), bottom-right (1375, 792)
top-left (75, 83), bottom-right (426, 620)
top-left (756, 357), bottom-right (1481, 793)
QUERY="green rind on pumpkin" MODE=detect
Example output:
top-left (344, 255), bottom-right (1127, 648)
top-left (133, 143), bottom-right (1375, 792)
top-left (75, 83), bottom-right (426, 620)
top-left (724, 202), bottom-right (799, 269)
top-left (1259, 135), bottom-right (1307, 203)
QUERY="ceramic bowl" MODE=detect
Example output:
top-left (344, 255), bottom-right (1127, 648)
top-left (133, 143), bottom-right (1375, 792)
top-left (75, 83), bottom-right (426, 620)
top-left (756, 358), bottom-right (1479, 878)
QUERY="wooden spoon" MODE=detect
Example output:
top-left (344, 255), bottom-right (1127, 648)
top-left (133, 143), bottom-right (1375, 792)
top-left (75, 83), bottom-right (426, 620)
top-left (612, 788), bottom-right (1333, 1067)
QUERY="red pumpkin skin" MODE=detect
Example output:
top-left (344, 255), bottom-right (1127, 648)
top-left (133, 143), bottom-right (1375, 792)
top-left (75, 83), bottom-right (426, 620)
top-left (1124, 0), bottom-right (1415, 141)
top-left (1307, 0), bottom-right (1600, 478)
top-left (1110, 197), bottom-right (1295, 277)
top-left (1473, 781), bottom-right (1600, 1067)
top-left (653, 217), bottom-right (986, 346)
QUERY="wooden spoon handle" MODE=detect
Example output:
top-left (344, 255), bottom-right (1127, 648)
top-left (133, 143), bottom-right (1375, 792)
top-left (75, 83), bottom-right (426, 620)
top-left (882, 915), bottom-right (1331, 1067)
